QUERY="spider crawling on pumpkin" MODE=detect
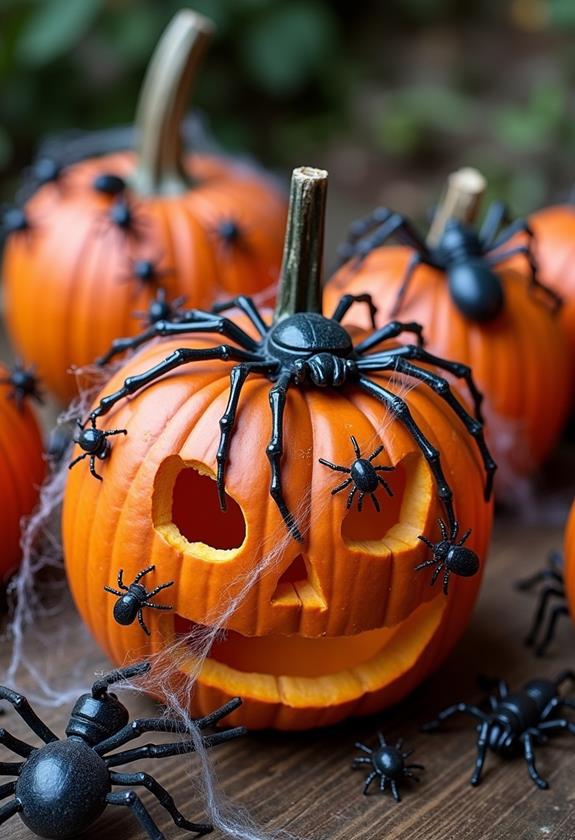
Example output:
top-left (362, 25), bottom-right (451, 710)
top-left (415, 518), bottom-right (479, 596)
top-left (319, 434), bottom-right (395, 512)
top-left (105, 566), bottom-right (175, 636)
top-left (0, 662), bottom-right (245, 838)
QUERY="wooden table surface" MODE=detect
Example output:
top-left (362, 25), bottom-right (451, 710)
top-left (1, 514), bottom-right (575, 840)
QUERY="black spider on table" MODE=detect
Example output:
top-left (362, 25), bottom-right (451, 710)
top-left (0, 662), bottom-right (245, 838)
top-left (335, 201), bottom-right (561, 322)
top-left (415, 518), bottom-right (479, 595)
top-left (105, 566), bottom-right (174, 636)
top-left (319, 434), bottom-right (395, 512)
top-left (0, 364), bottom-right (44, 411)
top-left (78, 289), bottom-right (495, 543)
top-left (353, 733), bottom-right (424, 800)
top-left (422, 671), bottom-right (575, 789)
top-left (516, 551), bottom-right (569, 656)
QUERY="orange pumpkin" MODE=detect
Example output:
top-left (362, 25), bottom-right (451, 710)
top-left (326, 174), bottom-right (572, 490)
top-left (0, 366), bottom-right (45, 584)
top-left (2, 10), bottom-right (286, 403)
top-left (62, 167), bottom-right (493, 730)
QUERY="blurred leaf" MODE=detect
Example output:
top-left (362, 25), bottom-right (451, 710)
top-left (16, 0), bottom-right (102, 66)
top-left (239, 2), bottom-right (337, 95)
top-left (548, 0), bottom-right (575, 26)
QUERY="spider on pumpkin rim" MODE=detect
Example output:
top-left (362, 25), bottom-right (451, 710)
top-left (105, 566), bottom-right (175, 636)
top-left (415, 518), bottom-right (479, 595)
top-left (353, 733), bottom-right (424, 800)
top-left (335, 201), bottom-right (561, 322)
top-left (319, 435), bottom-right (395, 512)
top-left (83, 289), bottom-right (495, 543)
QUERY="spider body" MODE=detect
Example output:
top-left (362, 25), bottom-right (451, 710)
top-left (105, 566), bottom-right (174, 635)
top-left (133, 259), bottom-right (158, 284)
top-left (0, 364), bottom-right (43, 410)
top-left (415, 519), bottom-right (478, 595)
top-left (109, 199), bottom-right (134, 230)
top-left (217, 219), bottom-right (241, 243)
top-left (319, 435), bottom-right (394, 512)
top-left (423, 670), bottom-right (575, 788)
top-left (0, 662), bottom-right (245, 838)
top-left (69, 419), bottom-right (127, 481)
top-left (92, 173), bottom-right (126, 196)
top-left (517, 551), bottom-right (569, 656)
top-left (336, 202), bottom-right (561, 322)
top-left (353, 734), bottom-right (424, 800)
top-left (143, 290), bottom-right (187, 326)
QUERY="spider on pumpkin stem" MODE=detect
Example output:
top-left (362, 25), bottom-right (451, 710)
top-left (0, 364), bottom-right (43, 411)
top-left (105, 566), bottom-right (174, 636)
top-left (68, 418), bottom-right (127, 481)
top-left (319, 435), bottom-right (395, 512)
top-left (415, 518), bottom-right (479, 596)
top-left (336, 201), bottom-right (561, 322)
top-left (86, 290), bottom-right (494, 542)
top-left (353, 733), bottom-right (424, 800)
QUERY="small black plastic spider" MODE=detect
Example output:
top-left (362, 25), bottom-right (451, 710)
top-left (92, 173), bottom-right (127, 196)
top-left (68, 418), bottom-right (127, 480)
top-left (415, 518), bottom-right (479, 595)
top-left (95, 197), bottom-right (149, 244)
top-left (319, 435), bottom-right (395, 512)
top-left (0, 662), bottom-right (245, 838)
top-left (217, 218), bottom-right (243, 246)
top-left (105, 566), bottom-right (175, 636)
top-left (133, 288), bottom-right (187, 328)
top-left (88, 288), bottom-right (495, 542)
top-left (336, 201), bottom-right (561, 322)
top-left (422, 671), bottom-right (575, 789)
top-left (118, 256), bottom-right (174, 293)
top-left (0, 364), bottom-right (43, 411)
top-left (353, 733), bottom-right (424, 800)
top-left (516, 551), bottom-right (569, 657)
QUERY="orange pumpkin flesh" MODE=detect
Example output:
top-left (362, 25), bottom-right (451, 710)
top-left (326, 246), bottom-right (572, 482)
top-left (0, 369), bottom-right (45, 583)
top-left (62, 167), bottom-right (493, 729)
top-left (2, 12), bottom-right (286, 403)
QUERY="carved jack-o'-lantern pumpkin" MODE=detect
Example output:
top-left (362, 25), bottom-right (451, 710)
top-left (2, 10), bottom-right (286, 402)
top-left (63, 168), bottom-right (494, 730)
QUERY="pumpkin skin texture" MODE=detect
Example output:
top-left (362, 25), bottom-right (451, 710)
top-left (0, 368), bottom-right (45, 584)
top-left (62, 320), bottom-right (493, 730)
top-left (325, 249), bottom-right (572, 486)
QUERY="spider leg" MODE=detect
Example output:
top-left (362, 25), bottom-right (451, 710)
top-left (535, 604), bottom-right (570, 657)
top-left (470, 721), bottom-right (491, 786)
top-left (347, 486), bottom-right (358, 509)
top-left (0, 800), bottom-right (21, 826)
top-left (267, 371), bottom-right (302, 541)
top-left (96, 312), bottom-right (260, 366)
top-left (117, 569), bottom-right (129, 590)
top-left (516, 566), bottom-right (564, 591)
top-left (390, 251), bottom-right (425, 318)
top-left (105, 791), bottom-right (167, 840)
top-left (489, 217), bottom-right (532, 251)
top-left (356, 492), bottom-right (366, 512)
top-left (90, 345), bottom-right (260, 423)
top-left (537, 719), bottom-right (575, 737)
top-left (354, 741), bottom-right (372, 754)
top-left (331, 294), bottom-right (378, 328)
top-left (0, 782), bottom-right (16, 800)
top-left (0, 763), bottom-right (22, 776)
top-left (523, 586), bottom-right (566, 650)
top-left (422, 702), bottom-right (489, 732)
top-left (377, 476), bottom-right (393, 497)
top-left (418, 534), bottom-right (435, 551)
top-left (217, 362), bottom-right (272, 510)
top-left (438, 518), bottom-right (450, 540)
top-left (103, 428), bottom-right (128, 439)
top-left (430, 561), bottom-right (445, 587)
top-left (487, 244), bottom-right (562, 312)
top-left (521, 732), bottom-right (548, 789)
top-left (380, 776), bottom-right (386, 793)
top-left (414, 558), bottom-right (439, 571)
top-left (354, 320), bottom-right (424, 354)
top-left (352, 757), bottom-right (372, 766)
top-left (478, 200), bottom-right (509, 246)
top-left (89, 456), bottom-right (103, 481)
top-left (144, 603), bottom-right (173, 611)
top-left (362, 771), bottom-right (378, 795)
top-left (110, 772), bottom-right (212, 835)
top-left (379, 733), bottom-right (387, 747)
top-left (133, 566), bottom-right (155, 585)
top-left (144, 580), bottom-right (175, 599)
top-left (350, 435), bottom-right (362, 459)
top-left (457, 528), bottom-right (472, 546)
top-left (0, 687), bottom-right (57, 743)
top-left (390, 780), bottom-right (401, 802)
top-left (105, 726), bottom-right (246, 767)
top-left (359, 354), bottom-right (494, 500)
top-left (356, 376), bottom-right (457, 532)
top-left (318, 459), bottom-right (350, 474)
top-left (405, 764), bottom-right (425, 771)
top-left (541, 696), bottom-right (575, 721)
top-left (370, 492), bottom-right (381, 512)
top-left (104, 586), bottom-right (124, 598)
top-left (369, 445), bottom-right (385, 461)
top-left (335, 208), bottom-right (396, 266)
top-left (67, 452), bottom-right (88, 470)
top-left (0, 728), bottom-right (34, 758)
top-left (332, 477), bottom-right (353, 495)
top-left (442, 568), bottom-right (451, 596)
top-left (212, 295), bottom-right (269, 338)
top-left (137, 610), bottom-right (151, 636)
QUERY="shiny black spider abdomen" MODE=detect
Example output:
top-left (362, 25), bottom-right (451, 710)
top-left (416, 519), bottom-right (479, 595)
top-left (423, 670), bottom-right (575, 788)
top-left (114, 587), bottom-right (149, 624)
top-left (93, 174), bottom-right (126, 196)
top-left (350, 458), bottom-right (379, 493)
top-left (267, 312), bottom-right (354, 360)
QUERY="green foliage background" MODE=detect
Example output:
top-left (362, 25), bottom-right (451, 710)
top-left (1, 0), bottom-right (574, 214)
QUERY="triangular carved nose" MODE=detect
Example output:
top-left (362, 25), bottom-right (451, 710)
top-left (271, 554), bottom-right (326, 608)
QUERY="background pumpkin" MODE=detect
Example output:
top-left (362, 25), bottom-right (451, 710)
top-left (62, 167), bottom-right (493, 730)
top-left (325, 170), bottom-right (572, 494)
top-left (2, 10), bottom-right (287, 403)
top-left (0, 366), bottom-right (45, 585)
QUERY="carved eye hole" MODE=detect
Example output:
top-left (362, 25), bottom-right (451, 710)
top-left (170, 465), bottom-right (246, 551)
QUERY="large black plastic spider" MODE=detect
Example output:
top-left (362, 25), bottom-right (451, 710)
top-left (83, 291), bottom-right (495, 542)
top-left (0, 364), bottom-right (43, 411)
top-left (415, 518), bottom-right (479, 595)
top-left (422, 671), bottom-right (575, 789)
top-left (353, 733), bottom-right (424, 800)
top-left (319, 435), bottom-right (395, 512)
top-left (0, 662), bottom-right (245, 838)
top-left (105, 566), bottom-right (174, 636)
top-left (517, 551), bottom-right (569, 656)
top-left (336, 202), bottom-right (561, 322)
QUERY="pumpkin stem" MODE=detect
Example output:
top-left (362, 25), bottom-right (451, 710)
top-left (426, 167), bottom-right (487, 247)
top-left (131, 10), bottom-right (214, 196)
top-left (274, 166), bottom-right (328, 322)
